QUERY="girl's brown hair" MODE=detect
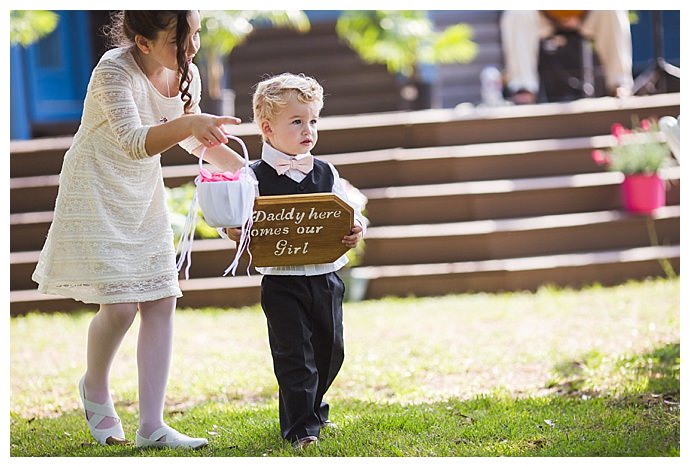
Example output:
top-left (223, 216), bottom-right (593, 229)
top-left (104, 11), bottom-right (194, 112)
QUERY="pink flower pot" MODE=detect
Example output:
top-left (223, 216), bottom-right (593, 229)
top-left (621, 174), bottom-right (666, 214)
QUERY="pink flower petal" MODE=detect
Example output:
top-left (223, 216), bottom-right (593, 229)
top-left (611, 123), bottom-right (625, 139)
top-left (592, 149), bottom-right (608, 166)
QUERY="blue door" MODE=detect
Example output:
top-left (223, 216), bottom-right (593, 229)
top-left (23, 10), bottom-right (92, 124)
top-left (631, 10), bottom-right (680, 73)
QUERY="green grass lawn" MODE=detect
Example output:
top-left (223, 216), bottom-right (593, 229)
top-left (9, 278), bottom-right (680, 457)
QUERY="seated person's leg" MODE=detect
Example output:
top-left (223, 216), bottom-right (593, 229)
top-left (500, 10), bottom-right (554, 104)
top-left (581, 10), bottom-right (634, 97)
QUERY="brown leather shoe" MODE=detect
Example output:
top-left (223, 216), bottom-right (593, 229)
top-left (292, 435), bottom-right (318, 450)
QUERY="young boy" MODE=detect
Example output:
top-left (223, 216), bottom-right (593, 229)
top-left (227, 73), bottom-right (366, 449)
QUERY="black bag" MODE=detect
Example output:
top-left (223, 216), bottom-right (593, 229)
top-left (538, 30), bottom-right (599, 102)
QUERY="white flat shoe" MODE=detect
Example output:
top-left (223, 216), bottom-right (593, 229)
top-left (136, 425), bottom-right (208, 449)
top-left (78, 375), bottom-right (127, 445)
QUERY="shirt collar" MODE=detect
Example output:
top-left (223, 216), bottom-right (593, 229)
top-left (261, 142), bottom-right (312, 172)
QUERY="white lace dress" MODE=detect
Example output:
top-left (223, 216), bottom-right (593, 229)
top-left (32, 47), bottom-right (203, 304)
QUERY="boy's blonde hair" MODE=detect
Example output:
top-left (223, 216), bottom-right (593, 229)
top-left (252, 73), bottom-right (324, 140)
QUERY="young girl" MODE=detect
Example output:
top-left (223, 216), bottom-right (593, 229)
top-left (32, 11), bottom-right (244, 449)
top-left (227, 73), bottom-right (365, 449)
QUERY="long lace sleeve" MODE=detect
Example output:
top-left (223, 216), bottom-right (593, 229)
top-left (90, 59), bottom-right (151, 160)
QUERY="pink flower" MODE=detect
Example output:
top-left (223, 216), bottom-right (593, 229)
top-left (591, 149), bottom-right (609, 166)
top-left (598, 116), bottom-right (672, 175)
top-left (610, 123), bottom-right (628, 141)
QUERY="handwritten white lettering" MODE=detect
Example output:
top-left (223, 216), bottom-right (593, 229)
top-left (308, 207), bottom-right (342, 220)
top-left (274, 239), bottom-right (309, 256)
top-left (250, 227), bottom-right (290, 236)
top-left (296, 225), bottom-right (324, 235)
top-left (253, 207), bottom-right (297, 223)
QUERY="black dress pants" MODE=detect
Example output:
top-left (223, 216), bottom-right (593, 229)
top-left (261, 272), bottom-right (345, 442)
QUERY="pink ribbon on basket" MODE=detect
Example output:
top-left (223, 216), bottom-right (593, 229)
top-left (199, 166), bottom-right (242, 182)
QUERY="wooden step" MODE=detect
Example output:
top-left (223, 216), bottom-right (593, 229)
top-left (10, 94), bottom-right (680, 178)
top-left (361, 167), bottom-right (680, 226)
top-left (10, 135), bottom-right (612, 212)
top-left (232, 53), bottom-right (375, 82)
top-left (10, 175), bottom-right (59, 213)
top-left (8, 125), bottom-right (261, 178)
top-left (322, 135), bottom-right (616, 189)
top-left (9, 274), bottom-right (263, 316)
top-left (11, 244), bottom-right (678, 316)
top-left (10, 132), bottom-right (676, 214)
top-left (10, 211), bottom-right (53, 252)
top-left (10, 250), bottom-right (40, 290)
top-left (177, 275), bottom-right (262, 310)
top-left (10, 136), bottom-right (73, 178)
top-left (10, 237), bottom-right (248, 291)
top-left (227, 21), bottom-right (349, 59)
top-left (361, 206), bottom-right (680, 266)
top-left (174, 238), bottom-right (254, 280)
top-left (314, 93), bottom-right (680, 155)
top-left (352, 244), bottom-right (680, 299)
top-left (9, 289), bottom-right (99, 315)
top-left (12, 205), bottom-right (680, 292)
top-left (12, 206), bottom-right (679, 291)
top-left (10, 167), bottom-right (680, 253)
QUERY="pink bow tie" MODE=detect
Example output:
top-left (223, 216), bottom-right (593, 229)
top-left (275, 155), bottom-right (314, 175)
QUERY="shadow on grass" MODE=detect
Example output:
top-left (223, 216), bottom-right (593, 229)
top-left (547, 342), bottom-right (680, 400)
top-left (10, 343), bottom-right (680, 457)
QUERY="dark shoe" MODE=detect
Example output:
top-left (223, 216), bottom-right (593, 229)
top-left (292, 435), bottom-right (318, 450)
top-left (511, 89), bottom-right (537, 105)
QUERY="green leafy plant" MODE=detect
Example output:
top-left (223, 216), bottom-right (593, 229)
top-left (166, 183), bottom-right (219, 248)
top-left (335, 11), bottom-right (478, 80)
top-left (199, 11), bottom-right (310, 101)
top-left (592, 117), bottom-right (674, 175)
top-left (10, 10), bottom-right (59, 47)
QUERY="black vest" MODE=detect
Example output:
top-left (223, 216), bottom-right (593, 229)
top-left (251, 159), bottom-right (334, 196)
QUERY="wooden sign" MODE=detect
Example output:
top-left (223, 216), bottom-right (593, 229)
top-left (248, 193), bottom-right (354, 267)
